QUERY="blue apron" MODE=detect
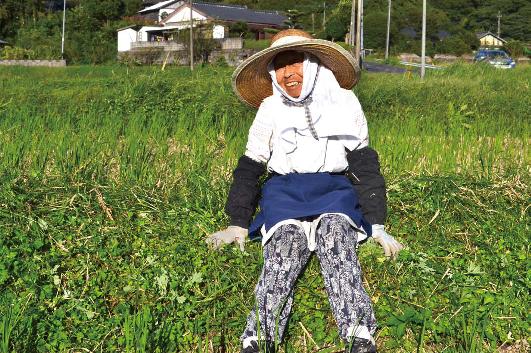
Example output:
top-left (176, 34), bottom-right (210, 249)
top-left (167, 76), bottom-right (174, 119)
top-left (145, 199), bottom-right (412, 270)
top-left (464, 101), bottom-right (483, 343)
top-left (249, 173), bottom-right (372, 240)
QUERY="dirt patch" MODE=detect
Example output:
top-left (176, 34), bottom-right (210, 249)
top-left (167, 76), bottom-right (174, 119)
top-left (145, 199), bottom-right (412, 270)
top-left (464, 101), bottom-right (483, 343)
top-left (499, 339), bottom-right (529, 353)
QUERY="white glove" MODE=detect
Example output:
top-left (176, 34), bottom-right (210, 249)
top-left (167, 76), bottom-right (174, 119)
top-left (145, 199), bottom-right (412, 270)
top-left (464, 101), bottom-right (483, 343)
top-left (205, 226), bottom-right (247, 251)
top-left (371, 224), bottom-right (404, 259)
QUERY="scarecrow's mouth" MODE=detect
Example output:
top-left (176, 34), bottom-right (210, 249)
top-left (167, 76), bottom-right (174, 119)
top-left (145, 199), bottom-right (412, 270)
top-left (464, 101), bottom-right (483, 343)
top-left (286, 81), bottom-right (301, 87)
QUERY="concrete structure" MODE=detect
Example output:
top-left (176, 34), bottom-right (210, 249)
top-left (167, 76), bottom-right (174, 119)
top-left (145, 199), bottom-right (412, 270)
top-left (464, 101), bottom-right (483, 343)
top-left (460, 54), bottom-right (474, 62)
top-left (476, 32), bottom-right (506, 48)
top-left (433, 54), bottom-right (458, 63)
top-left (0, 60), bottom-right (66, 67)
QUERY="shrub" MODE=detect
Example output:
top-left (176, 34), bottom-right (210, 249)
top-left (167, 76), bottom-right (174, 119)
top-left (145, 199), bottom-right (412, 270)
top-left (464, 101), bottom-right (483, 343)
top-left (0, 46), bottom-right (36, 60)
top-left (504, 40), bottom-right (525, 57)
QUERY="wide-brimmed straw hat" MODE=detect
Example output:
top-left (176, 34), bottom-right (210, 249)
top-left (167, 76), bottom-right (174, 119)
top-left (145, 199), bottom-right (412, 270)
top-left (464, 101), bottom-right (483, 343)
top-left (232, 29), bottom-right (360, 108)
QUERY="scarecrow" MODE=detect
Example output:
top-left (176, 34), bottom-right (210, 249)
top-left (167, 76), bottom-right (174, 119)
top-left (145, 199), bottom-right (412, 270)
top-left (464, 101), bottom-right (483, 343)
top-left (206, 29), bottom-right (404, 353)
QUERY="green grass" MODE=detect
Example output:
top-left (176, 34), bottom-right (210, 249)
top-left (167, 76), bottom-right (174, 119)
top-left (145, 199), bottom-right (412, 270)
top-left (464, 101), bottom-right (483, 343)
top-left (243, 39), bottom-right (271, 50)
top-left (0, 63), bottom-right (529, 352)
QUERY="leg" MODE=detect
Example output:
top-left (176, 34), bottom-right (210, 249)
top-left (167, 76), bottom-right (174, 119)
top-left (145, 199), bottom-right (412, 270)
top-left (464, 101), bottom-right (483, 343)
top-left (241, 223), bottom-right (311, 347)
top-left (314, 215), bottom-right (377, 341)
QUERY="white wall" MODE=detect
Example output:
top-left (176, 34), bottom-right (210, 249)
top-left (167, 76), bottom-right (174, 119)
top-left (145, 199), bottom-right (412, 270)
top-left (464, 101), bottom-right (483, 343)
top-left (480, 35), bottom-right (503, 47)
top-left (117, 28), bottom-right (138, 52)
top-left (138, 29), bottom-right (148, 42)
top-left (212, 25), bottom-right (225, 39)
top-left (164, 6), bottom-right (207, 25)
top-left (159, 8), bottom-right (176, 22)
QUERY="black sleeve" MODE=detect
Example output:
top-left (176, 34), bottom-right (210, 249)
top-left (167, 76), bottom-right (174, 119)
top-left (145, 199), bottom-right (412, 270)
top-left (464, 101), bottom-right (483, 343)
top-left (346, 147), bottom-right (387, 225)
top-left (225, 155), bottom-right (266, 228)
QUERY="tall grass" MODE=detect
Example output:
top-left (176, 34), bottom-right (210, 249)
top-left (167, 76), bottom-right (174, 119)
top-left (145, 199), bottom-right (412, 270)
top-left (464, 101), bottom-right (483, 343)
top-left (0, 64), bottom-right (528, 187)
top-left (0, 64), bottom-right (528, 352)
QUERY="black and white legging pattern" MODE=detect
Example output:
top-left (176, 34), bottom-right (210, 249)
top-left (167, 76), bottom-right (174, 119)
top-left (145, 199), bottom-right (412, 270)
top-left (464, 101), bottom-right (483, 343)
top-left (241, 214), bottom-right (377, 345)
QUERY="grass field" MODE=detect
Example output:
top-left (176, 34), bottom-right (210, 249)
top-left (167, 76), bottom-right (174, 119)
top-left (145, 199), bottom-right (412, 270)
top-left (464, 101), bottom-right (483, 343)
top-left (0, 63), bottom-right (529, 353)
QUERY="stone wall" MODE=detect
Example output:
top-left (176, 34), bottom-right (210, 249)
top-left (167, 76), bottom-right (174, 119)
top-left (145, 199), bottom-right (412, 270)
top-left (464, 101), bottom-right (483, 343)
top-left (118, 48), bottom-right (257, 66)
top-left (0, 60), bottom-right (66, 67)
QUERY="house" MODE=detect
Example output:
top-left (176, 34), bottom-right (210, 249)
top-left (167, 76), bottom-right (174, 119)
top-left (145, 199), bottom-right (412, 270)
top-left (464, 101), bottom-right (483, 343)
top-left (476, 32), bottom-right (506, 48)
top-left (162, 2), bottom-right (287, 40)
top-left (117, 1), bottom-right (287, 53)
top-left (117, 24), bottom-right (185, 52)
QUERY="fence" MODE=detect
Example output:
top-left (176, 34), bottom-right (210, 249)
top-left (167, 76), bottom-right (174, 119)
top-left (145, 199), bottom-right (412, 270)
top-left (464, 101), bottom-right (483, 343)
top-left (131, 42), bottom-right (184, 51)
top-left (130, 37), bottom-right (243, 52)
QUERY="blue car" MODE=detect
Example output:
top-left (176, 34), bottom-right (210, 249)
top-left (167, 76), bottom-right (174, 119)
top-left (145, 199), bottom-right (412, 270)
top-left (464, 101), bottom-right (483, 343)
top-left (474, 49), bottom-right (516, 69)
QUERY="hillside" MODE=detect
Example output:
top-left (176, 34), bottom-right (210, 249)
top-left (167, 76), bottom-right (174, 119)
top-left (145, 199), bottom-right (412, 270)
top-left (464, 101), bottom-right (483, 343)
top-left (0, 0), bottom-right (528, 64)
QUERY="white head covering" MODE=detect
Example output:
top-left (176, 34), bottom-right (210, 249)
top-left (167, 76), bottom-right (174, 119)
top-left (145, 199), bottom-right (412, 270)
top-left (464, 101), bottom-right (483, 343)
top-left (268, 53), bottom-right (320, 102)
top-left (265, 53), bottom-right (368, 152)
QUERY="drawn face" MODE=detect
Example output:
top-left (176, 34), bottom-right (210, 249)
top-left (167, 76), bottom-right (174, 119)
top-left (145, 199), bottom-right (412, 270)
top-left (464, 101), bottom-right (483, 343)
top-left (273, 51), bottom-right (305, 98)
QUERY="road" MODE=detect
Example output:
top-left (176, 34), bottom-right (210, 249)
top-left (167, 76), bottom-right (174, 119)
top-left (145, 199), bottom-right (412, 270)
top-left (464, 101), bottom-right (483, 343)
top-left (363, 61), bottom-right (406, 73)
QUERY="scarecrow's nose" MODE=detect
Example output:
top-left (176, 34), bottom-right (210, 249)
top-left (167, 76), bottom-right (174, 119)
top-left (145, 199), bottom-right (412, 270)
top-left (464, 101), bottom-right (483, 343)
top-left (284, 67), bottom-right (297, 78)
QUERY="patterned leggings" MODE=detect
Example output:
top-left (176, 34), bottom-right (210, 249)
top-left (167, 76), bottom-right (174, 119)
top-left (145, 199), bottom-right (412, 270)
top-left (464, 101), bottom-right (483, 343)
top-left (241, 214), bottom-right (377, 344)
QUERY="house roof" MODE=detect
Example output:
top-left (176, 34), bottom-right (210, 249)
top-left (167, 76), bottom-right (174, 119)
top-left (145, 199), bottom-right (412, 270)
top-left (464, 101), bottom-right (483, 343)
top-left (139, 0), bottom-right (183, 13)
top-left (0, 39), bottom-right (8, 45)
top-left (476, 31), bottom-right (506, 43)
top-left (166, 2), bottom-right (287, 27)
top-left (116, 25), bottom-right (144, 32)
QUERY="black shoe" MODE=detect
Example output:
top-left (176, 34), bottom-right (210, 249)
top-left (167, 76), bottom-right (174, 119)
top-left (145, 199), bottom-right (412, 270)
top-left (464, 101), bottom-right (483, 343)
top-left (345, 337), bottom-right (377, 353)
top-left (242, 340), bottom-right (276, 353)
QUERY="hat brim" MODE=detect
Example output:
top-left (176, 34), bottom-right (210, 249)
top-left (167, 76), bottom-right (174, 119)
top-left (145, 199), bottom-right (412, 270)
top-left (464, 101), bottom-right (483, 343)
top-left (232, 39), bottom-right (360, 108)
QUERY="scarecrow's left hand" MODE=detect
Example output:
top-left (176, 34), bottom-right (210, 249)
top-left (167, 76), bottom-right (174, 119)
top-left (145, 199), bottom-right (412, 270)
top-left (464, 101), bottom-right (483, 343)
top-left (371, 224), bottom-right (404, 259)
top-left (205, 226), bottom-right (248, 252)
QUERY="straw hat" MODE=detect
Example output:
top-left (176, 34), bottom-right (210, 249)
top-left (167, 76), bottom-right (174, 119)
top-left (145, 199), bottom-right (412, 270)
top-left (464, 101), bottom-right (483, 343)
top-left (232, 29), bottom-right (360, 108)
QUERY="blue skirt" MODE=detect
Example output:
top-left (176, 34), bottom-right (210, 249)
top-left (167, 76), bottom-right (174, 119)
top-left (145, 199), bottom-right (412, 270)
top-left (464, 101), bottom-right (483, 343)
top-left (249, 173), bottom-right (372, 240)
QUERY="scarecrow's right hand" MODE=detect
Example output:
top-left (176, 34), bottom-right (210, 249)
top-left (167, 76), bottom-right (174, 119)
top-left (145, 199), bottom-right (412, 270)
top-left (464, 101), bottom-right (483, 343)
top-left (206, 226), bottom-right (248, 252)
top-left (371, 224), bottom-right (404, 259)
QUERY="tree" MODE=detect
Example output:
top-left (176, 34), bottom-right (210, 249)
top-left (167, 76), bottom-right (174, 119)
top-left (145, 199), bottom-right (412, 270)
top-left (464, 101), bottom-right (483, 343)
top-left (84, 0), bottom-right (123, 23)
top-left (363, 11), bottom-right (389, 50)
top-left (229, 21), bottom-right (249, 37)
top-left (285, 9), bottom-right (304, 29)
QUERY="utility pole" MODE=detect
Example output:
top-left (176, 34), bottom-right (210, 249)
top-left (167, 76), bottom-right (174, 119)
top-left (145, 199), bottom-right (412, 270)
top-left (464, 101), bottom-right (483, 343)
top-left (420, 0), bottom-right (426, 79)
top-left (61, 0), bottom-right (66, 60)
top-left (360, 0), bottom-right (364, 60)
top-left (350, 0), bottom-right (356, 49)
top-left (189, 0), bottom-right (193, 71)
top-left (323, 1), bottom-right (326, 30)
top-left (497, 11), bottom-right (502, 37)
top-left (355, 0), bottom-right (362, 63)
top-left (385, 0), bottom-right (391, 61)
